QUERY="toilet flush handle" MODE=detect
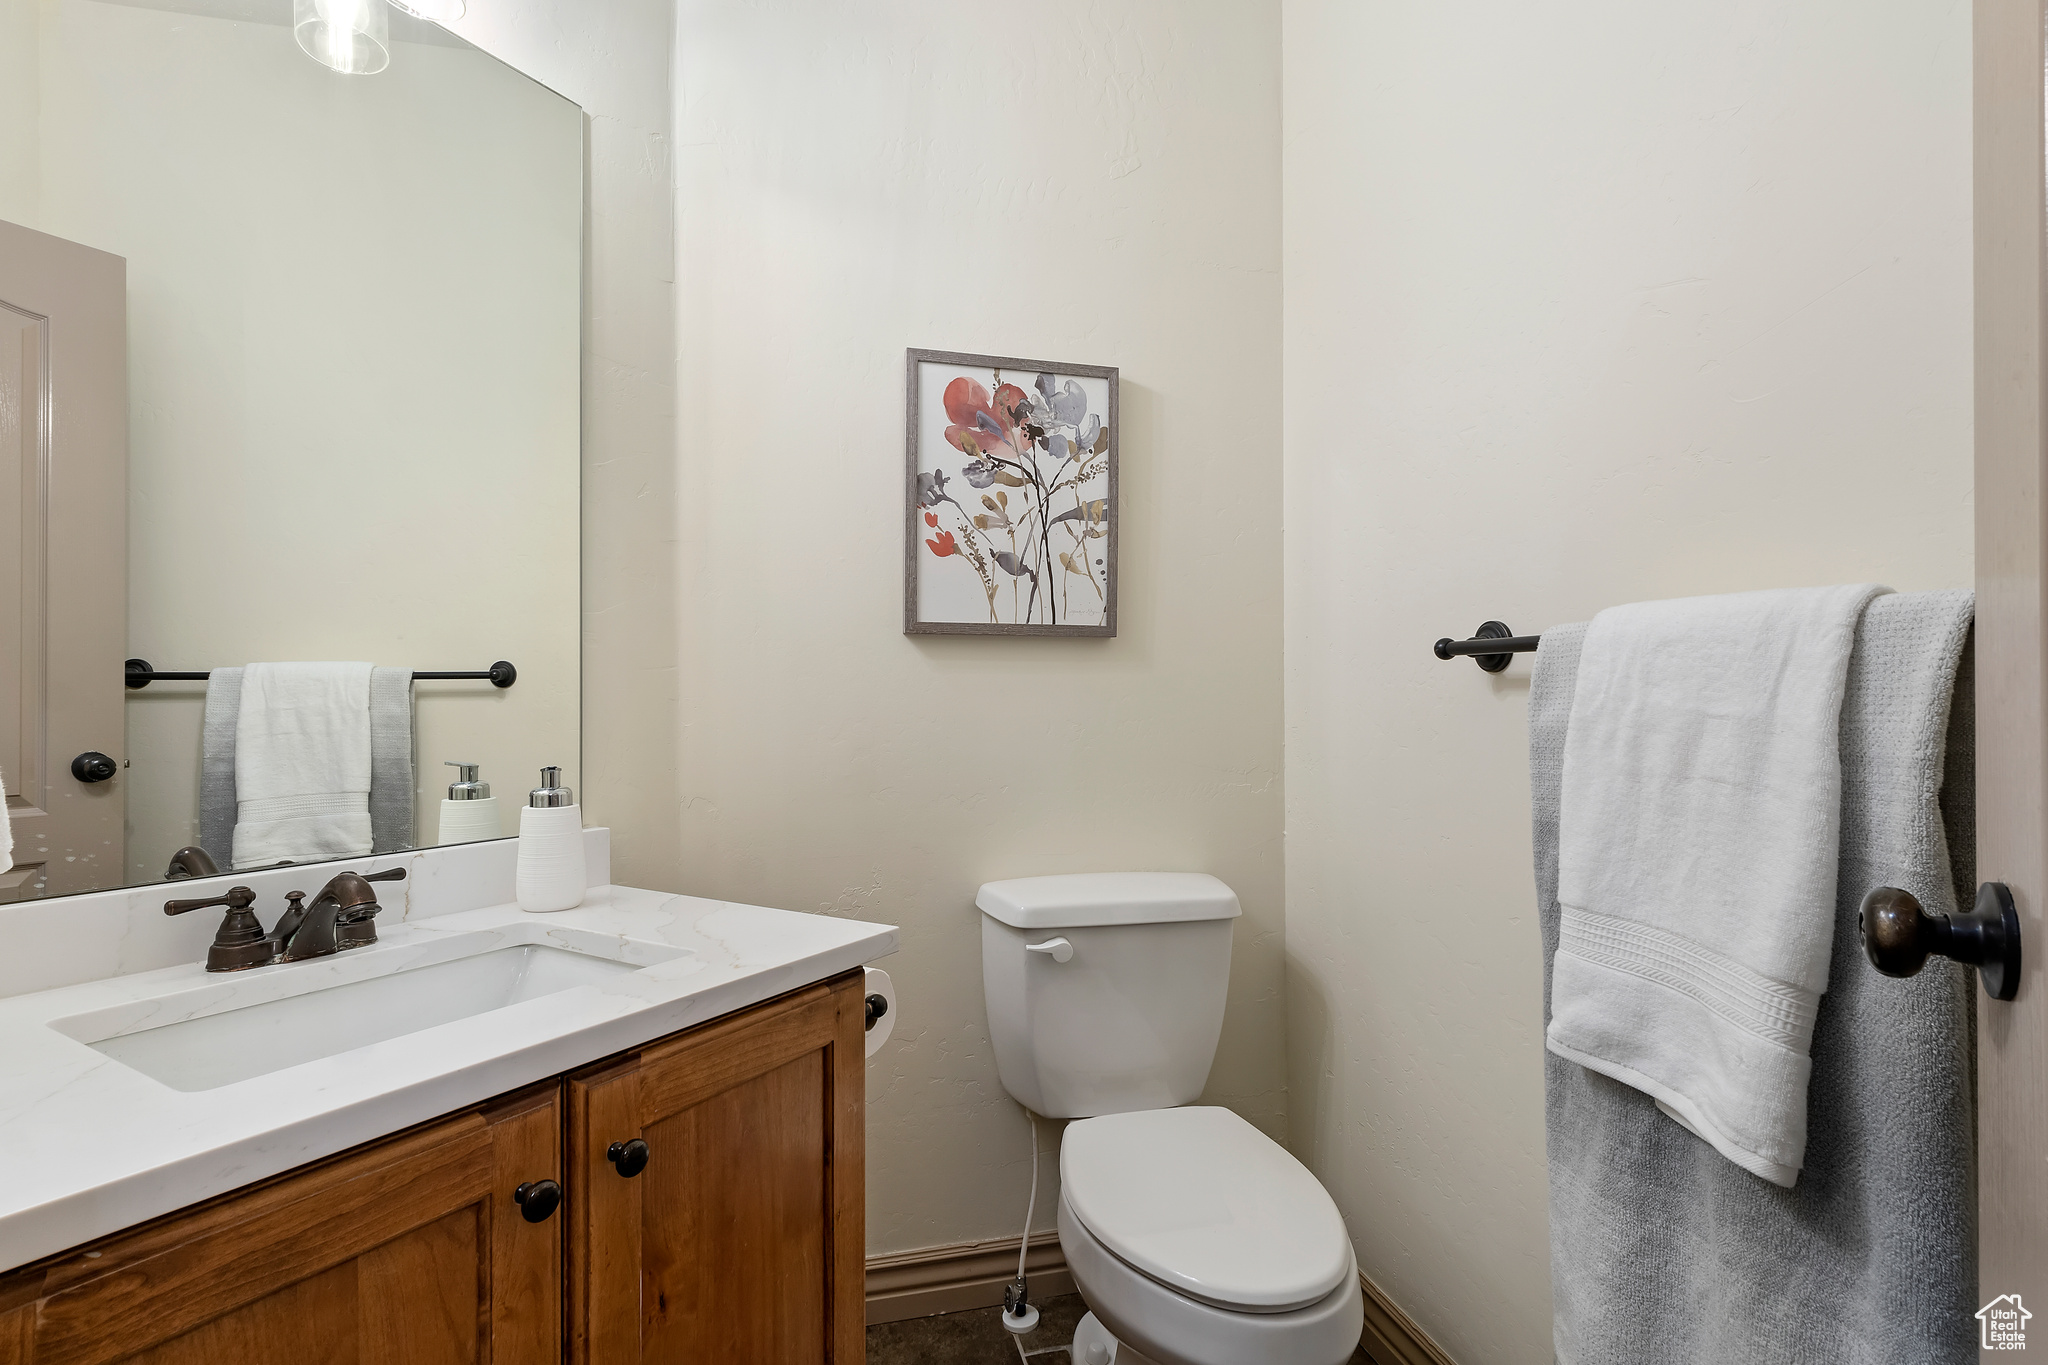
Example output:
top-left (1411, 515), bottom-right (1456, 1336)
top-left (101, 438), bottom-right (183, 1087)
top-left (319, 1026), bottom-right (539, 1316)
top-left (1025, 937), bottom-right (1074, 964)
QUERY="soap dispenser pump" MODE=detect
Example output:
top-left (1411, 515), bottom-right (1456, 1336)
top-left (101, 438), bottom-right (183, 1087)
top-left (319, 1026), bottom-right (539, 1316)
top-left (437, 761), bottom-right (502, 845)
top-left (516, 765), bottom-right (585, 913)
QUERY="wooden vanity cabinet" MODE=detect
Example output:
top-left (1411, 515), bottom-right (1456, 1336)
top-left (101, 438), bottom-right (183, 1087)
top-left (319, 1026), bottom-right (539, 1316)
top-left (0, 970), bottom-right (866, 1365)
top-left (568, 973), bottom-right (866, 1365)
top-left (0, 1082), bottom-right (561, 1365)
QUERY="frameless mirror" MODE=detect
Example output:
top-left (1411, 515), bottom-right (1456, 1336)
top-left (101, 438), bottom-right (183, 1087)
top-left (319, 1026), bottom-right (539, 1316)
top-left (0, 0), bottom-right (581, 899)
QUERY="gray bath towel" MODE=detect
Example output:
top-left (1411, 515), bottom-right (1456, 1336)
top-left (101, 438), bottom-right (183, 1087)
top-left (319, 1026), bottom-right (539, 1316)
top-left (1532, 590), bottom-right (1976, 1365)
top-left (367, 666), bottom-right (416, 854)
top-left (197, 665), bottom-right (416, 866)
top-left (197, 667), bottom-right (243, 869)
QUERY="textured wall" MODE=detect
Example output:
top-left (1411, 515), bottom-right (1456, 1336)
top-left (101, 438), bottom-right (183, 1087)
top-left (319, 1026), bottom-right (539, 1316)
top-left (1281, 1), bottom-right (1973, 1359)
top-left (670, 0), bottom-right (1284, 1254)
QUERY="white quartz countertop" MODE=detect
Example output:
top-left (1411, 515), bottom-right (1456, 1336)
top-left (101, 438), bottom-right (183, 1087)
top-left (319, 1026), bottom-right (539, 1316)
top-left (0, 885), bottom-right (896, 1273)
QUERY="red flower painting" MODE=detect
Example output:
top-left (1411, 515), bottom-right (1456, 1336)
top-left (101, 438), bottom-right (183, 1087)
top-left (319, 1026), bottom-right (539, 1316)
top-left (912, 360), bottom-right (1112, 629)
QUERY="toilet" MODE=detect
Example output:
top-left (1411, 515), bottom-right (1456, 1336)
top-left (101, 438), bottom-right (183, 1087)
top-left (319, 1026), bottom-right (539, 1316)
top-left (979, 872), bottom-right (1364, 1365)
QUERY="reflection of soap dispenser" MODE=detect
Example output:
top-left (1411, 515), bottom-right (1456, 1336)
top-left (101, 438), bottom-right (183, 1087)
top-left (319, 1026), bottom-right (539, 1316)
top-left (516, 766), bottom-right (585, 913)
top-left (437, 761), bottom-right (502, 845)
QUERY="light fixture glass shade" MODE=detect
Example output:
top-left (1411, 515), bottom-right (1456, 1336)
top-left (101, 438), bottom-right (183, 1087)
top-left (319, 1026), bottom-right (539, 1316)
top-left (387, 0), bottom-right (464, 24)
top-left (294, 0), bottom-right (389, 74)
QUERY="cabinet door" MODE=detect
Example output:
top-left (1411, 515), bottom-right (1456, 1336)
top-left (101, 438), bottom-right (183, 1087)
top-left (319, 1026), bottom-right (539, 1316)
top-left (0, 1083), bottom-right (562, 1365)
top-left (569, 972), bottom-right (865, 1365)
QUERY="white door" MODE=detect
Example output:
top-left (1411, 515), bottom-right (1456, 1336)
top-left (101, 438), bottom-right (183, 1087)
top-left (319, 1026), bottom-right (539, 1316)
top-left (0, 218), bottom-right (127, 899)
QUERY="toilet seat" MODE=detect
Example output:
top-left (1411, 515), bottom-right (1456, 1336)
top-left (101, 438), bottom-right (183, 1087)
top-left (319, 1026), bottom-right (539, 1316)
top-left (1059, 1193), bottom-right (1364, 1365)
top-left (1060, 1106), bottom-right (1353, 1312)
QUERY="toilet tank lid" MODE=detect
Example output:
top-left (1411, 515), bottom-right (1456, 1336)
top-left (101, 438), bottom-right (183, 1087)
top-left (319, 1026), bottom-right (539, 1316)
top-left (976, 872), bottom-right (1242, 929)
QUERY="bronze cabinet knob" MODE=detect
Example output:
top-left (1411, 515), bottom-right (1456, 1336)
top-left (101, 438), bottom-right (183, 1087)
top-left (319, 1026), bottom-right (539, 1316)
top-left (513, 1179), bottom-right (561, 1223)
top-left (606, 1139), bottom-right (649, 1178)
top-left (1859, 882), bottom-right (2021, 1002)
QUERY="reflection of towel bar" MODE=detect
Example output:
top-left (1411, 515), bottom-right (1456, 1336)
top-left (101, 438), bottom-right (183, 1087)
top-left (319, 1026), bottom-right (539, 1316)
top-left (1433, 621), bottom-right (1542, 672)
top-left (124, 658), bottom-right (517, 689)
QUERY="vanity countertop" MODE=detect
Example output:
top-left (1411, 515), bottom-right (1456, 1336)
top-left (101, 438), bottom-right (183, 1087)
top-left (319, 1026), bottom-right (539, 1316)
top-left (0, 885), bottom-right (896, 1274)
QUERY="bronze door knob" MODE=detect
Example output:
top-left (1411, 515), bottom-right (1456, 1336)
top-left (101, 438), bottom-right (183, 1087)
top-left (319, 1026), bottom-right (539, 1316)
top-left (1859, 881), bottom-right (2021, 1001)
top-left (70, 751), bottom-right (117, 783)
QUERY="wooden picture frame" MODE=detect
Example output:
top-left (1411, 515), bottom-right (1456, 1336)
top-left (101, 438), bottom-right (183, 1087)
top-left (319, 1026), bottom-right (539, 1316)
top-left (903, 348), bottom-right (1119, 637)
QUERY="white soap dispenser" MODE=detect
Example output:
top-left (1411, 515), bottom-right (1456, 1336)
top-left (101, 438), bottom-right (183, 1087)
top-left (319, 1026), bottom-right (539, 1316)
top-left (437, 761), bottom-right (502, 845)
top-left (516, 765), bottom-right (585, 913)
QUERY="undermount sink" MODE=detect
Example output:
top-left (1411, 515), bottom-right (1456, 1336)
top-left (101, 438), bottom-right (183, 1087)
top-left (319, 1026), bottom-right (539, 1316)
top-left (54, 941), bottom-right (677, 1092)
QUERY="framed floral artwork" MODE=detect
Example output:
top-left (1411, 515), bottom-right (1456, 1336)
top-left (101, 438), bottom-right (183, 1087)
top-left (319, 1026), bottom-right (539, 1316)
top-left (904, 348), bottom-right (1119, 636)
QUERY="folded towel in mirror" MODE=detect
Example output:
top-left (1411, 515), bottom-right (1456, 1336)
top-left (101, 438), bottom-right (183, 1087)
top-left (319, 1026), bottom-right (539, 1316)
top-left (232, 662), bottom-right (375, 870)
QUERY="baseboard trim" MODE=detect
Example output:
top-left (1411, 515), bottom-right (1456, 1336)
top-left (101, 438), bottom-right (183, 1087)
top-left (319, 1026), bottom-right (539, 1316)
top-left (865, 1236), bottom-right (1455, 1363)
top-left (1357, 1271), bottom-right (1458, 1365)
top-left (865, 1231), bottom-right (1075, 1326)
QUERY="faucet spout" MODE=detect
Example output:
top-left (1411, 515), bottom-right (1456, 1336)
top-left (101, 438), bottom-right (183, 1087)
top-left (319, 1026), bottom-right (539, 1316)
top-left (276, 867), bottom-right (407, 961)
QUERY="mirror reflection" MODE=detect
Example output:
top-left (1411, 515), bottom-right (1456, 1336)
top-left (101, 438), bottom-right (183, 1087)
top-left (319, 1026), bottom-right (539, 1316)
top-left (0, 0), bottom-right (582, 899)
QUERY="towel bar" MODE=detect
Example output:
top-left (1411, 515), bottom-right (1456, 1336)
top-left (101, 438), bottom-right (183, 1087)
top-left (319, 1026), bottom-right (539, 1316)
top-left (1860, 882), bottom-right (2021, 1001)
top-left (124, 659), bottom-right (517, 690)
top-left (1433, 621), bottom-right (1542, 672)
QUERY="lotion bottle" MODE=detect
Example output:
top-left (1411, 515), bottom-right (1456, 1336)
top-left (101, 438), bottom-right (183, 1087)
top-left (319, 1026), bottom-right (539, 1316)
top-left (516, 765), bottom-right (585, 912)
top-left (437, 761), bottom-right (502, 844)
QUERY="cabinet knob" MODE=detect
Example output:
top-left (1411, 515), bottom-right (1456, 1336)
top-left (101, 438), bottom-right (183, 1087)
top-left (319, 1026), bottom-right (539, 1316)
top-left (1859, 881), bottom-right (2022, 1001)
top-left (512, 1179), bottom-right (561, 1223)
top-left (606, 1138), bottom-right (649, 1178)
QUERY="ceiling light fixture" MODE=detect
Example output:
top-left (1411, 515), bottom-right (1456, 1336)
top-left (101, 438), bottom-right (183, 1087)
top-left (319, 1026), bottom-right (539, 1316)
top-left (294, 0), bottom-right (390, 74)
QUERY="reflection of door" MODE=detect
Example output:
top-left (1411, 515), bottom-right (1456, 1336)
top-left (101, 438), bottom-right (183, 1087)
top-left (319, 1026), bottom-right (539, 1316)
top-left (1977, 6), bottom-right (2048, 1354)
top-left (0, 219), bottom-right (126, 900)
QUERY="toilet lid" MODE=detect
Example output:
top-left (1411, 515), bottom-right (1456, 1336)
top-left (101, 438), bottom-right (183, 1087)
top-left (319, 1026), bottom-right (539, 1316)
top-left (1060, 1107), bottom-right (1352, 1313)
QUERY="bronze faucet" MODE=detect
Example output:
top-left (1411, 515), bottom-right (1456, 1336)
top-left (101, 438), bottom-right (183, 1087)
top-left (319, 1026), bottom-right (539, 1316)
top-left (163, 846), bottom-right (222, 881)
top-left (164, 867), bottom-right (407, 971)
top-left (274, 869), bottom-right (407, 961)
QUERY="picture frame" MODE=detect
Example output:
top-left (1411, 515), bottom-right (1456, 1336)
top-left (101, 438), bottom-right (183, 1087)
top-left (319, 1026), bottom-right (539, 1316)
top-left (903, 348), bottom-right (1119, 637)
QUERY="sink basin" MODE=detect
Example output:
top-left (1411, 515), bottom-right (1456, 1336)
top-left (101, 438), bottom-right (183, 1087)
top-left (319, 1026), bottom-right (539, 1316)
top-left (56, 943), bottom-right (666, 1092)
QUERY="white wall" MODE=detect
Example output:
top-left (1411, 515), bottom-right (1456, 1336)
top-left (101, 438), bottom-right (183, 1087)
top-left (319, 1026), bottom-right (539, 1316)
top-left (441, 0), bottom-right (683, 905)
top-left (3, 0), bottom-right (583, 882)
top-left (670, 0), bottom-right (1284, 1254)
top-left (1282, 2), bottom-right (1973, 1359)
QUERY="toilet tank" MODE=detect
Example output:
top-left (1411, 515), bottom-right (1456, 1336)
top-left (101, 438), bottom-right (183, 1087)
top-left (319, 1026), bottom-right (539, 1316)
top-left (979, 872), bottom-right (1241, 1118)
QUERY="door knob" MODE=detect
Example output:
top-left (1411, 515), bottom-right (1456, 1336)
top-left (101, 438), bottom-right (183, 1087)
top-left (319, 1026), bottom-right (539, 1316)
top-left (607, 1138), bottom-right (649, 1178)
top-left (71, 751), bottom-right (117, 783)
top-left (513, 1179), bottom-right (561, 1223)
top-left (1859, 882), bottom-right (2021, 1001)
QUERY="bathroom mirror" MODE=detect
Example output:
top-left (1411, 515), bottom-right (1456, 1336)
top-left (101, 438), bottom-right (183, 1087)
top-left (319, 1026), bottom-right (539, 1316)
top-left (0, 0), bottom-right (581, 898)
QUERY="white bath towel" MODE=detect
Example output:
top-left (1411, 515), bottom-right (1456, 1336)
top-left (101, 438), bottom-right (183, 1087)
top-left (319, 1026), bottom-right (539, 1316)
top-left (1, 764), bottom-right (11, 874)
top-left (232, 662), bottom-right (375, 870)
top-left (1547, 584), bottom-right (1886, 1186)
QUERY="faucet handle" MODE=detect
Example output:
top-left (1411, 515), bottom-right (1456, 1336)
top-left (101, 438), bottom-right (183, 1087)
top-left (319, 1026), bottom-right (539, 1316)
top-left (362, 867), bottom-right (406, 884)
top-left (164, 885), bottom-right (257, 916)
top-left (164, 886), bottom-right (276, 972)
